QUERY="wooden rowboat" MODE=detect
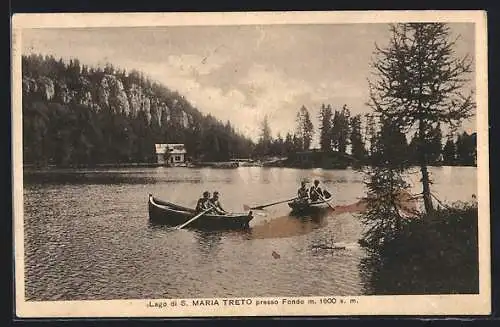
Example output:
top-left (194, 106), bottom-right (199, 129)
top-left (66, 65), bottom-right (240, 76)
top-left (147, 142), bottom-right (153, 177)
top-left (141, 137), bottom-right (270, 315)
top-left (288, 198), bottom-right (333, 215)
top-left (148, 194), bottom-right (253, 230)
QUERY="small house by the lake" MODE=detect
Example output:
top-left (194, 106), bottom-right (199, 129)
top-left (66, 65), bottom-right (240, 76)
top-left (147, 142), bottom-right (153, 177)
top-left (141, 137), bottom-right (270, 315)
top-left (155, 143), bottom-right (187, 166)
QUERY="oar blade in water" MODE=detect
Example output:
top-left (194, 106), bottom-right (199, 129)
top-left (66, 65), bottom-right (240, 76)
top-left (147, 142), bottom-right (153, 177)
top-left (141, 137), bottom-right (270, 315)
top-left (243, 204), bottom-right (267, 216)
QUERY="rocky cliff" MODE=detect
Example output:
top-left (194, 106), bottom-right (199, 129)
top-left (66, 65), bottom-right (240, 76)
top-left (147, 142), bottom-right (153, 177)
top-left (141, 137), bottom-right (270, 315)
top-left (22, 73), bottom-right (192, 129)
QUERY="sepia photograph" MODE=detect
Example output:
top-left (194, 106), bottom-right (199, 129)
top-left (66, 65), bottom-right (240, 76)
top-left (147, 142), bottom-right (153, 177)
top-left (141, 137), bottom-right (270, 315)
top-left (12, 11), bottom-right (490, 317)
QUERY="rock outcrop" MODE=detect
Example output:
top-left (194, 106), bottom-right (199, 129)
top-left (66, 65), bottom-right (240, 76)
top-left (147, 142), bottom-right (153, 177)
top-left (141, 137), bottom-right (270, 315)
top-left (97, 74), bottom-right (130, 115)
top-left (37, 77), bottom-right (55, 100)
top-left (22, 73), bottom-right (193, 126)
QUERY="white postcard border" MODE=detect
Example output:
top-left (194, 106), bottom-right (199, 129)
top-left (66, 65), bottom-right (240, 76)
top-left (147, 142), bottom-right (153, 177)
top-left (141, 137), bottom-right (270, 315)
top-left (11, 10), bottom-right (490, 317)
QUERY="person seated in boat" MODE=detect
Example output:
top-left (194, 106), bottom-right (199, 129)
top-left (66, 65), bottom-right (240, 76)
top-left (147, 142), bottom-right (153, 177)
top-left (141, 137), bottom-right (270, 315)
top-left (309, 180), bottom-right (324, 202)
top-left (296, 181), bottom-right (310, 204)
top-left (209, 191), bottom-right (227, 215)
top-left (195, 191), bottom-right (211, 212)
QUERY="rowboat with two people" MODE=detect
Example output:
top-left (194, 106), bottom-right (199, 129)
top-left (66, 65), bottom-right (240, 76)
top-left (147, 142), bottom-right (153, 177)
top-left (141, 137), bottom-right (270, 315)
top-left (243, 179), bottom-right (335, 216)
top-left (148, 193), bottom-right (253, 230)
top-left (287, 198), bottom-right (333, 214)
top-left (288, 180), bottom-right (334, 215)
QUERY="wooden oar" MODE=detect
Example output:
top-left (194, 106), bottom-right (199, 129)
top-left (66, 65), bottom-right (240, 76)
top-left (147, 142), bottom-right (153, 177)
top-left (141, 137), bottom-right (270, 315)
top-left (312, 188), bottom-right (335, 211)
top-left (176, 206), bottom-right (213, 230)
top-left (244, 197), bottom-right (298, 211)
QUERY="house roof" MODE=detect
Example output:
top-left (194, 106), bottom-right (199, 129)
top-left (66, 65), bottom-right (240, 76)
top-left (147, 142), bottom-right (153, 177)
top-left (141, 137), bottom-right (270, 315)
top-left (168, 149), bottom-right (187, 154)
top-left (155, 143), bottom-right (187, 154)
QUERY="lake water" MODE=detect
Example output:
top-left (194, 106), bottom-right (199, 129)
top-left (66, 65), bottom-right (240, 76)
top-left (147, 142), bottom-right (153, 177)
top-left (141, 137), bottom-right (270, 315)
top-left (22, 166), bottom-right (477, 301)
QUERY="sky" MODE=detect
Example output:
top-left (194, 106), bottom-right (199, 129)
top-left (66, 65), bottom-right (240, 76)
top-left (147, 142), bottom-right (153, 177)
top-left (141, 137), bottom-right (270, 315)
top-left (22, 23), bottom-right (476, 144)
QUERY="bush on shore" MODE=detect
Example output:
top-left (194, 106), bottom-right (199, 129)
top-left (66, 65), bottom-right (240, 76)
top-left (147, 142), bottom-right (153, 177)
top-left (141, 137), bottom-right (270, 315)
top-left (360, 201), bottom-right (479, 294)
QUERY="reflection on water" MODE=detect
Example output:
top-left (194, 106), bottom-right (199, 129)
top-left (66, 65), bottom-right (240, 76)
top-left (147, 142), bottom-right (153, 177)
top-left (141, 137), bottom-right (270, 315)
top-left (248, 213), bottom-right (328, 240)
top-left (22, 166), bottom-right (477, 300)
top-left (23, 168), bottom-right (204, 185)
top-left (194, 231), bottom-right (224, 257)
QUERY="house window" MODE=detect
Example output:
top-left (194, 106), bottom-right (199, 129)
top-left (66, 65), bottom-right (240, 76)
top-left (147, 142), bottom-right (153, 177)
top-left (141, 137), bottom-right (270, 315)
top-left (175, 156), bottom-right (181, 161)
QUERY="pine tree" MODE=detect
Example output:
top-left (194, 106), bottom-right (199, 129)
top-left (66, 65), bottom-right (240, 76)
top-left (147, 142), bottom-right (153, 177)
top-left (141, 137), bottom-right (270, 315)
top-left (359, 165), bottom-right (413, 251)
top-left (338, 105), bottom-right (351, 154)
top-left (373, 118), bottom-right (409, 168)
top-left (368, 23), bottom-right (475, 213)
top-left (255, 115), bottom-right (272, 157)
top-left (330, 110), bottom-right (341, 151)
top-left (442, 135), bottom-right (456, 165)
top-left (364, 113), bottom-right (377, 158)
top-left (295, 106), bottom-right (314, 151)
top-left (427, 123), bottom-right (443, 165)
top-left (456, 131), bottom-right (475, 166)
top-left (260, 115), bottom-right (272, 144)
top-left (350, 114), bottom-right (367, 162)
top-left (408, 132), bottom-right (420, 165)
top-left (319, 103), bottom-right (333, 152)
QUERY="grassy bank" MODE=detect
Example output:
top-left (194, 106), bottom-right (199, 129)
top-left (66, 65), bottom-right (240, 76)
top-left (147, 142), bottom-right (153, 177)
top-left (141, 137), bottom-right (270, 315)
top-left (361, 202), bottom-right (479, 295)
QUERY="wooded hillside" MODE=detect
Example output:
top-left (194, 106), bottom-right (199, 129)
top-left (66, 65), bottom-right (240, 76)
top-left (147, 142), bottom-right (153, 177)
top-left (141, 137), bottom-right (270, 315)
top-left (22, 54), bottom-right (255, 167)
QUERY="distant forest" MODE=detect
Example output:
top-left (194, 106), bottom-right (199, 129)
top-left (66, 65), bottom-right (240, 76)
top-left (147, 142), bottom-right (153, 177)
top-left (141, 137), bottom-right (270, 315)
top-left (254, 104), bottom-right (477, 167)
top-left (21, 54), bottom-right (477, 168)
top-left (22, 54), bottom-right (254, 167)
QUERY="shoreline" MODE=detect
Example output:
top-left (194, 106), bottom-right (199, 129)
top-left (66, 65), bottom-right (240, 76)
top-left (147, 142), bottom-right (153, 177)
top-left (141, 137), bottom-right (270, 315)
top-left (22, 163), bottom-right (478, 172)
